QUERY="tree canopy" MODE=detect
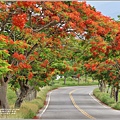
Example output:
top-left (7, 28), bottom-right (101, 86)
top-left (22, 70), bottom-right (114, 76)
top-left (0, 1), bottom-right (120, 108)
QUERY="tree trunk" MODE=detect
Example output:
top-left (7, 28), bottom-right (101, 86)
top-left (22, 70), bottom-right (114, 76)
top-left (110, 86), bottom-right (115, 98)
top-left (84, 73), bottom-right (87, 82)
top-left (52, 79), bottom-right (54, 85)
top-left (15, 97), bottom-right (23, 108)
top-left (35, 89), bottom-right (37, 98)
top-left (0, 77), bottom-right (9, 109)
top-left (103, 81), bottom-right (106, 92)
top-left (15, 89), bottom-right (20, 98)
top-left (15, 80), bottom-right (29, 108)
top-left (107, 86), bottom-right (110, 93)
top-left (98, 80), bottom-right (104, 92)
top-left (92, 76), bottom-right (94, 82)
top-left (25, 89), bottom-right (37, 101)
top-left (114, 86), bottom-right (119, 102)
top-left (78, 78), bottom-right (80, 85)
top-left (64, 77), bottom-right (66, 85)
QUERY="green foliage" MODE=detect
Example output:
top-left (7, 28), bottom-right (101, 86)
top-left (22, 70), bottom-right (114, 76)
top-left (0, 59), bottom-right (10, 77)
top-left (7, 87), bottom-right (17, 105)
top-left (51, 62), bottom-right (66, 71)
top-left (93, 88), bottom-right (120, 110)
top-left (0, 40), bottom-right (10, 76)
top-left (101, 93), bottom-right (115, 105)
top-left (0, 1), bottom-right (120, 114)
top-left (113, 102), bottom-right (120, 110)
top-left (53, 76), bottom-right (98, 87)
top-left (66, 77), bottom-right (73, 81)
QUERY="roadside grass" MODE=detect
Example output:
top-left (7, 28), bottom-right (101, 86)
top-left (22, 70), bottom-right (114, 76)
top-left (0, 85), bottom-right (57, 119)
top-left (52, 76), bottom-right (98, 87)
top-left (93, 88), bottom-right (120, 110)
top-left (7, 88), bottom-right (16, 106)
top-left (0, 77), bottom-right (98, 119)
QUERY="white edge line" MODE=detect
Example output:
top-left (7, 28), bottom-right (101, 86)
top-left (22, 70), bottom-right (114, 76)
top-left (37, 91), bottom-right (52, 118)
top-left (89, 91), bottom-right (110, 109)
top-left (89, 91), bottom-right (120, 112)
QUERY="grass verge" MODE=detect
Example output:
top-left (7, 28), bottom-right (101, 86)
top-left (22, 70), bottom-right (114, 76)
top-left (52, 77), bottom-right (98, 87)
top-left (0, 85), bottom-right (58, 119)
top-left (93, 88), bottom-right (120, 110)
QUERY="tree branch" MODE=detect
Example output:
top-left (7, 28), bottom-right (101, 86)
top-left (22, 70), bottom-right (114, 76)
top-left (26, 43), bottom-right (38, 58)
top-left (33, 21), bottom-right (57, 32)
top-left (0, 12), bottom-right (12, 33)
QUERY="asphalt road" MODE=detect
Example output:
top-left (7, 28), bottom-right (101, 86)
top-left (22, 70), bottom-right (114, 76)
top-left (37, 86), bottom-right (120, 120)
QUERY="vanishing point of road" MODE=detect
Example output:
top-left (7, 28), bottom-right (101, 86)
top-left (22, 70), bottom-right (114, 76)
top-left (36, 86), bottom-right (120, 120)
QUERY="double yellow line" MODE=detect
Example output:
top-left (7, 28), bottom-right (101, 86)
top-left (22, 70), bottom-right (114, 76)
top-left (69, 89), bottom-right (96, 119)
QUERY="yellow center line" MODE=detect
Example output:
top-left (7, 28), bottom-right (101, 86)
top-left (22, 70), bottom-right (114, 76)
top-left (69, 89), bottom-right (96, 119)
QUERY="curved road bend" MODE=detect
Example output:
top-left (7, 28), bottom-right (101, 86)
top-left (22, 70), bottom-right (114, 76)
top-left (37, 86), bottom-right (120, 120)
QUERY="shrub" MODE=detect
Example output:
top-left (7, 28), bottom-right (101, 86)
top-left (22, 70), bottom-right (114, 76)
top-left (93, 88), bottom-right (118, 109)
top-left (113, 102), bottom-right (120, 110)
top-left (101, 93), bottom-right (115, 105)
top-left (66, 77), bottom-right (73, 81)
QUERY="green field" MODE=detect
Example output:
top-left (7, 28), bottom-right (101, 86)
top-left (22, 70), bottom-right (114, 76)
top-left (51, 76), bottom-right (98, 87)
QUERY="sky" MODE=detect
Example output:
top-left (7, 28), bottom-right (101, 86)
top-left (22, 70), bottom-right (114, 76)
top-left (86, 1), bottom-right (120, 20)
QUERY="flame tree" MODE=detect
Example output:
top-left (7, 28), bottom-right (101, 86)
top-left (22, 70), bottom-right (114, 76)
top-left (0, 1), bottom-right (120, 109)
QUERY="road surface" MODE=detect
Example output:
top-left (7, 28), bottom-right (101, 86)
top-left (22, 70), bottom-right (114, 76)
top-left (36, 86), bottom-right (120, 120)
